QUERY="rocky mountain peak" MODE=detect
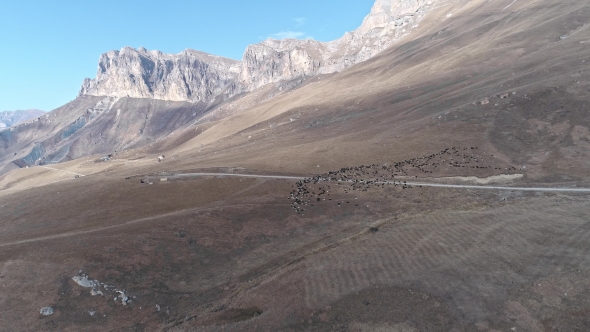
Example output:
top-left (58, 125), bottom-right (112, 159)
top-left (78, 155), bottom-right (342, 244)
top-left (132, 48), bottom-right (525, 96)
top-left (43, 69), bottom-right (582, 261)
top-left (359, 0), bottom-right (434, 34)
top-left (80, 47), bottom-right (241, 103)
top-left (240, 0), bottom-right (438, 90)
top-left (80, 0), bottom-right (439, 102)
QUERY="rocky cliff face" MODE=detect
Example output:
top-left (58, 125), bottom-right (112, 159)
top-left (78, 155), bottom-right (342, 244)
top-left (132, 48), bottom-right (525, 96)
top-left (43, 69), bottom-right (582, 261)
top-left (241, 0), bottom-right (437, 90)
top-left (81, 0), bottom-right (438, 100)
top-left (80, 47), bottom-right (242, 103)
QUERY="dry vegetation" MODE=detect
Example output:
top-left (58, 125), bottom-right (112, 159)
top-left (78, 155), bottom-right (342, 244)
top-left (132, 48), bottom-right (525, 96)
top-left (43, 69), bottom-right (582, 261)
top-left (1, 0), bottom-right (590, 330)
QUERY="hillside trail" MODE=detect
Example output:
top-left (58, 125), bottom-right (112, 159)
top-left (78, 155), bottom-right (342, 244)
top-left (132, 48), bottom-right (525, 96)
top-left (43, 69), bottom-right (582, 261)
top-left (40, 166), bottom-right (85, 177)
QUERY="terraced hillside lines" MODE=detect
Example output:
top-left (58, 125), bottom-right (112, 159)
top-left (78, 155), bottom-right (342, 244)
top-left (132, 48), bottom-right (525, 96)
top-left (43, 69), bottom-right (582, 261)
top-left (303, 197), bottom-right (590, 308)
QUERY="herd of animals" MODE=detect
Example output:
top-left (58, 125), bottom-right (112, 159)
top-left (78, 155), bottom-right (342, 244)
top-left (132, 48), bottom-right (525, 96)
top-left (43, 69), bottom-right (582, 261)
top-left (289, 147), bottom-right (520, 214)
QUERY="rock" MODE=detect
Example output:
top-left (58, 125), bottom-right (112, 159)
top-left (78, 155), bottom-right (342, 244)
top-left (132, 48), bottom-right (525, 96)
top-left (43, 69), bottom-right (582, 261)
top-left (240, 0), bottom-right (436, 91)
top-left (118, 292), bottom-right (130, 305)
top-left (478, 98), bottom-right (490, 105)
top-left (40, 307), bottom-right (54, 316)
top-left (80, 48), bottom-right (242, 103)
top-left (72, 275), bottom-right (99, 288)
top-left (91, 289), bottom-right (104, 296)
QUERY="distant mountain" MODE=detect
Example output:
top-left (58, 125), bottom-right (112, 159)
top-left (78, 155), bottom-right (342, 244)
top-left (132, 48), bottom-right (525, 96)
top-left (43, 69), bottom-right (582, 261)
top-left (0, 109), bottom-right (45, 128)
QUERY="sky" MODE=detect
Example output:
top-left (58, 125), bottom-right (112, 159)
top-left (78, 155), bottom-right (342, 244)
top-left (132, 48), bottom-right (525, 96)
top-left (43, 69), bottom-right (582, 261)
top-left (0, 0), bottom-right (375, 112)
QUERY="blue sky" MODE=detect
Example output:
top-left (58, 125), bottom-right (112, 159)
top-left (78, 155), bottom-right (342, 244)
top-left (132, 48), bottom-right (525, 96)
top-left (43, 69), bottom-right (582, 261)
top-left (0, 0), bottom-right (375, 112)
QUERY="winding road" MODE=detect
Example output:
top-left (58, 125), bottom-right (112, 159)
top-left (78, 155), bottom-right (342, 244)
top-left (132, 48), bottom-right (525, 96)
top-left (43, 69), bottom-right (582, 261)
top-left (399, 182), bottom-right (590, 193)
top-left (2, 172), bottom-right (588, 248)
top-left (173, 173), bottom-right (304, 180)
top-left (172, 172), bottom-right (590, 193)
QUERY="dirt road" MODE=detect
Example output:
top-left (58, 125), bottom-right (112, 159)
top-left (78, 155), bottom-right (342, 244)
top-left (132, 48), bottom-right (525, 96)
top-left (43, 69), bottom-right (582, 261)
top-left (174, 172), bottom-right (590, 193)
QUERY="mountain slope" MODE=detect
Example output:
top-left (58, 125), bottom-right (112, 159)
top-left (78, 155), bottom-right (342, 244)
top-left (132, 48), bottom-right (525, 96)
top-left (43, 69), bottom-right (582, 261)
top-left (0, 0), bottom-right (442, 175)
top-left (142, 0), bottom-right (590, 181)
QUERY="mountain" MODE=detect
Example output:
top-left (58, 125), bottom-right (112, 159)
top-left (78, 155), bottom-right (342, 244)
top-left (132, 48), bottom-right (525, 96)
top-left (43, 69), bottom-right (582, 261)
top-left (0, 109), bottom-right (45, 128)
top-left (79, 48), bottom-right (242, 102)
top-left (81, 0), bottom-right (437, 101)
top-left (239, 0), bottom-right (437, 90)
top-left (0, 0), bottom-right (438, 174)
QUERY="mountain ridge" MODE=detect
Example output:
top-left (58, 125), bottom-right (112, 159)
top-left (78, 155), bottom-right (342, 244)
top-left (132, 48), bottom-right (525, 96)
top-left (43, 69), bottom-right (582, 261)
top-left (0, 0), bottom-right (444, 174)
top-left (81, 0), bottom-right (439, 103)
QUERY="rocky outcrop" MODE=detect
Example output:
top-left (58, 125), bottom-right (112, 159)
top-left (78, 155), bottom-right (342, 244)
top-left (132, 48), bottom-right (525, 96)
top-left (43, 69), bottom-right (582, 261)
top-left (80, 47), bottom-right (241, 103)
top-left (81, 0), bottom-right (438, 100)
top-left (241, 0), bottom-right (437, 89)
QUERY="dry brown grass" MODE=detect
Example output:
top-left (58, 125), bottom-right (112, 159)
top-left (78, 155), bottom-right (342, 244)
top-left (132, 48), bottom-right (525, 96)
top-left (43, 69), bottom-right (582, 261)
top-left (1, 0), bottom-right (590, 330)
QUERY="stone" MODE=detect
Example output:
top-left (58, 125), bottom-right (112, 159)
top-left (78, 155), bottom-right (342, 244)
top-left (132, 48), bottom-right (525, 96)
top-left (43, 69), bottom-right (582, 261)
top-left (80, 48), bottom-right (242, 103)
top-left (240, 0), bottom-right (436, 90)
top-left (91, 289), bottom-right (104, 296)
top-left (40, 307), bottom-right (54, 316)
top-left (72, 275), bottom-right (99, 288)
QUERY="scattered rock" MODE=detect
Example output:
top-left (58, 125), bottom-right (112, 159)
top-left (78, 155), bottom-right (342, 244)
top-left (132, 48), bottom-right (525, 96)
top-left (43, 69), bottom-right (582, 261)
top-left (40, 307), bottom-right (54, 316)
top-left (91, 289), bottom-right (104, 296)
top-left (98, 154), bottom-right (112, 162)
top-left (478, 98), bottom-right (490, 105)
top-left (72, 272), bottom-right (133, 305)
top-left (72, 275), bottom-right (99, 288)
top-left (117, 291), bottom-right (131, 305)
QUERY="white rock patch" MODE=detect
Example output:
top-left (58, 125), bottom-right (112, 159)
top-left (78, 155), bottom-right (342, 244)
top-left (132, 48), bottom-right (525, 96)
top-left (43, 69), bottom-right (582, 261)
top-left (40, 307), bottom-right (54, 316)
